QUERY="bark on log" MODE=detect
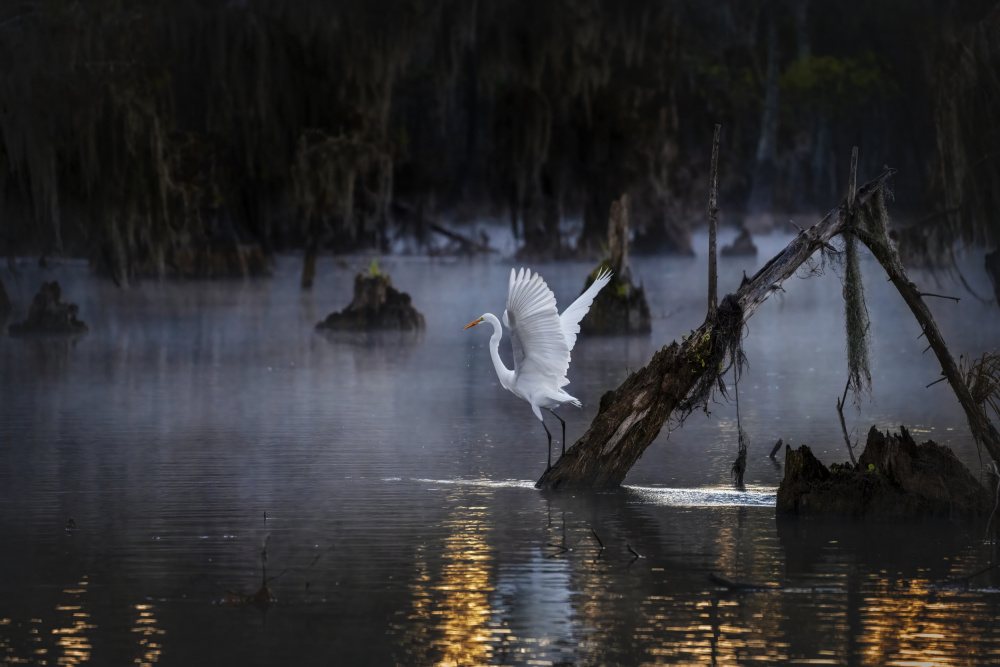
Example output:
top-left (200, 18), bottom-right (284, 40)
top-left (537, 167), bottom-right (897, 490)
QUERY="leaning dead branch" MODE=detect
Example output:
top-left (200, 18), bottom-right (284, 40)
top-left (959, 351), bottom-right (1000, 424)
top-left (851, 196), bottom-right (1000, 463)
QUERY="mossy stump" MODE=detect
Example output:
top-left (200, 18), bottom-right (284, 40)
top-left (9, 281), bottom-right (88, 336)
top-left (579, 268), bottom-right (652, 335)
top-left (776, 425), bottom-right (992, 521)
top-left (316, 273), bottom-right (425, 332)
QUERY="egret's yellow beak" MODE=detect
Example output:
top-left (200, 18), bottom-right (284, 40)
top-left (462, 317), bottom-right (483, 330)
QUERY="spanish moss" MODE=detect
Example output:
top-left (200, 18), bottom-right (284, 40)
top-left (843, 228), bottom-right (872, 402)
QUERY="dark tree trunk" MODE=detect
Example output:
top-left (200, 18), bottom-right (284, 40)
top-left (745, 12), bottom-right (780, 225)
top-left (811, 111), bottom-right (834, 205)
top-left (986, 250), bottom-right (1000, 305)
top-left (0, 273), bottom-right (11, 315)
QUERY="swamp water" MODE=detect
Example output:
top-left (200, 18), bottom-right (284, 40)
top-left (2, 232), bottom-right (1000, 665)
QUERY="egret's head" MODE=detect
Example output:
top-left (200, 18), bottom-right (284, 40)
top-left (462, 316), bottom-right (484, 330)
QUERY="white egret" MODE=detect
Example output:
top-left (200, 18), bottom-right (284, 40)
top-left (463, 267), bottom-right (613, 470)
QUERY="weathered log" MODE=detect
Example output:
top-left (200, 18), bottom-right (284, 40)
top-left (537, 167), bottom-right (896, 490)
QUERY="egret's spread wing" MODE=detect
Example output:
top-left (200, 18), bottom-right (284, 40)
top-left (504, 268), bottom-right (570, 384)
top-left (560, 267), bottom-right (612, 352)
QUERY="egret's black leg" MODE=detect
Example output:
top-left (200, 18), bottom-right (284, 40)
top-left (549, 409), bottom-right (567, 457)
top-left (542, 420), bottom-right (553, 470)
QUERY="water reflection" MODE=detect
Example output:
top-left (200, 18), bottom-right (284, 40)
top-left (400, 496), bottom-right (498, 666)
top-left (52, 577), bottom-right (94, 665)
top-left (132, 604), bottom-right (163, 666)
top-left (2, 253), bottom-right (1000, 664)
top-left (0, 576), bottom-right (100, 666)
top-left (856, 576), bottom-right (999, 665)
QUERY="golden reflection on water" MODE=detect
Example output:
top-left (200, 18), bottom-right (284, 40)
top-left (51, 576), bottom-right (95, 665)
top-left (857, 575), bottom-right (993, 666)
top-left (401, 501), bottom-right (499, 666)
top-left (0, 577), bottom-right (166, 665)
top-left (132, 603), bottom-right (164, 665)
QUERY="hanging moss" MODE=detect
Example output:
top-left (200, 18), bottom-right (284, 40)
top-left (843, 229), bottom-right (872, 400)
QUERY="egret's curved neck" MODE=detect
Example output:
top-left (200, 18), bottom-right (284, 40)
top-left (482, 313), bottom-right (515, 390)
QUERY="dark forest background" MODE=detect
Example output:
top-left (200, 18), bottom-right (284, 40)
top-left (0, 0), bottom-right (997, 285)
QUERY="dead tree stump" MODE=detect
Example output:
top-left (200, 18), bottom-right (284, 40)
top-left (776, 426), bottom-right (991, 520)
top-left (316, 272), bottom-right (425, 332)
top-left (581, 194), bottom-right (652, 336)
top-left (8, 281), bottom-right (88, 336)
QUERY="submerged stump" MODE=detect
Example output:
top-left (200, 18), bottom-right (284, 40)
top-left (316, 272), bottom-right (425, 332)
top-left (721, 228), bottom-right (758, 257)
top-left (8, 281), bottom-right (88, 336)
top-left (776, 425), bottom-right (992, 521)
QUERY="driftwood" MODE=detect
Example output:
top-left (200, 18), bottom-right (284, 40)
top-left (537, 161), bottom-right (1000, 490)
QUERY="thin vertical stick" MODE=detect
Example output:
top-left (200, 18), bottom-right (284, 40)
top-left (836, 392), bottom-right (858, 467)
top-left (847, 146), bottom-right (858, 212)
top-left (708, 124), bottom-right (721, 319)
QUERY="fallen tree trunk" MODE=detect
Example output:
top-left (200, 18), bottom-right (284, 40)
top-left (537, 165), bottom-right (999, 489)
